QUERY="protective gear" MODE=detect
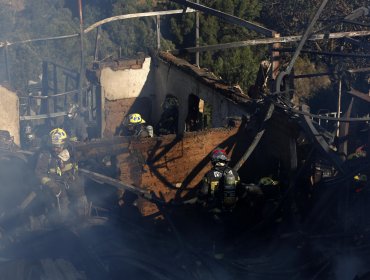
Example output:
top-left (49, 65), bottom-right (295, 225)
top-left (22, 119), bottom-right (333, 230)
top-left (119, 113), bottom-right (153, 138)
top-left (210, 148), bottom-right (229, 166)
top-left (222, 170), bottom-right (237, 210)
top-left (353, 173), bottom-right (368, 193)
top-left (348, 145), bottom-right (367, 160)
top-left (35, 143), bottom-right (87, 220)
top-left (354, 174), bottom-right (367, 182)
top-left (24, 124), bottom-right (32, 135)
top-left (201, 165), bottom-right (240, 212)
top-left (128, 113), bottom-right (145, 124)
top-left (67, 104), bottom-right (79, 119)
top-left (259, 177), bottom-right (279, 186)
top-left (63, 111), bottom-right (88, 142)
top-left (26, 133), bottom-right (35, 141)
top-left (146, 125), bottom-right (154, 137)
top-left (49, 128), bottom-right (67, 147)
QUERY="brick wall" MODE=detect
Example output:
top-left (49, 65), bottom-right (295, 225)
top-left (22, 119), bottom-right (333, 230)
top-left (116, 127), bottom-right (241, 215)
top-left (104, 97), bottom-right (152, 137)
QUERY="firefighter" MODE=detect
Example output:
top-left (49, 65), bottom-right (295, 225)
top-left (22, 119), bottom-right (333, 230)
top-left (118, 113), bottom-right (154, 138)
top-left (35, 128), bottom-right (88, 221)
top-left (21, 122), bottom-right (38, 150)
top-left (197, 148), bottom-right (241, 259)
top-left (200, 148), bottom-right (240, 212)
top-left (63, 103), bottom-right (88, 142)
top-left (155, 95), bottom-right (179, 135)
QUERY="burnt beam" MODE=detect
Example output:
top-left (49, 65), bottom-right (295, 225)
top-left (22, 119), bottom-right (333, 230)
top-left (272, 48), bottom-right (370, 58)
top-left (300, 104), bottom-right (347, 174)
top-left (169, 0), bottom-right (275, 37)
top-left (348, 87), bottom-right (370, 103)
top-left (171, 30), bottom-right (370, 55)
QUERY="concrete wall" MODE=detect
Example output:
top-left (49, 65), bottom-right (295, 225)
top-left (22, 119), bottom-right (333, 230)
top-left (101, 58), bottom-right (154, 101)
top-left (0, 86), bottom-right (19, 145)
top-left (99, 58), bottom-right (155, 136)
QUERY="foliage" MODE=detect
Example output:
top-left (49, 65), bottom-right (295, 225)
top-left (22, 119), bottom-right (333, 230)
top-left (166, 0), bottom-right (266, 92)
top-left (1, 0), bottom-right (367, 98)
top-left (0, 0), bottom-right (81, 90)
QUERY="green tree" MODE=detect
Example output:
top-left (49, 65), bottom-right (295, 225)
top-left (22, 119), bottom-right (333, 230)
top-left (167, 0), bottom-right (265, 92)
top-left (2, 0), bottom-right (81, 90)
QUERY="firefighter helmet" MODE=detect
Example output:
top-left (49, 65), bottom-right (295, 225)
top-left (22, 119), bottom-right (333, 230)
top-left (24, 123), bottom-right (32, 134)
top-left (49, 128), bottom-right (67, 147)
top-left (128, 113), bottom-right (146, 124)
top-left (211, 148), bottom-right (229, 165)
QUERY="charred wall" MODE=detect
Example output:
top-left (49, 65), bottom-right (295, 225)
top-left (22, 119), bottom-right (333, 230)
top-left (90, 57), bottom-right (155, 136)
top-left (88, 52), bottom-right (253, 137)
top-left (116, 126), bottom-right (242, 216)
top-left (103, 97), bottom-right (152, 137)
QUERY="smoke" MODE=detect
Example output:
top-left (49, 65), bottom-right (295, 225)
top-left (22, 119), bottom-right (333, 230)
top-left (334, 254), bottom-right (365, 280)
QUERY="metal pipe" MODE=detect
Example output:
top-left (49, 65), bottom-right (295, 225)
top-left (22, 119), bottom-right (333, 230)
top-left (78, 0), bottom-right (84, 107)
top-left (195, 0), bottom-right (200, 66)
top-left (337, 79), bottom-right (342, 137)
top-left (171, 30), bottom-right (370, 54)
top-left (169, 0), bottom-right (275, 37)
top-left (94, 27), bottom-right (100, 61)
top-left (156, 15), bottom-right (161, 50)
top-left (84, 9), bottom-right (195, 34)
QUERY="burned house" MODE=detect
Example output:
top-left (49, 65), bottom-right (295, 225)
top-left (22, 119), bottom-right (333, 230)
top-left (0, 1), bottom-right (369, 279)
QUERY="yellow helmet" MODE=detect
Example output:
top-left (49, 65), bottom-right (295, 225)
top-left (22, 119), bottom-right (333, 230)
top-left (128, 113), bottom-right (145, 124)
top-left (49, 128), bottom-right (67, 146)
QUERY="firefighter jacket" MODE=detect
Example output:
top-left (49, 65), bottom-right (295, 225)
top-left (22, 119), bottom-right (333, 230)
top-left (201, 166), bottom-right (240, 210)
top-left (119, 123), bottom-right (154, 138)
top-left (35, 147), bottom-right (78, 187)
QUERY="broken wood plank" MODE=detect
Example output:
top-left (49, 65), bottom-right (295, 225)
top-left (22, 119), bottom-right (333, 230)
top-left (79, 168), bottom-right (152, 200)
top-left (172, 30), bottom-right (370, 54)
top-left (299, 104), bottom-right (346, 174)
top-left (348, 87), bottom-right (370, 103)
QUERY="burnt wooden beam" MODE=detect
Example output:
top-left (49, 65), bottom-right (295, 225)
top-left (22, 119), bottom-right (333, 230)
top-left (20, 111), bottom-right (67, 121)
top-left (233, 103), bottom-right (275, 171)
top-left (338, 98), bottom-right (354, 157)
top-left (84, 9), bottom-right (195, 34)
top-left (171, 30), bottom-right (370, 54)
top-left (343, 19), bottom-right (370, 27)
top-left (272, 48), bottom-right (370, 58)
top-left (344, 6), bottom-right (370, 21)
top-left (72, 136), bottom-right (130, 160)
top-left (79, 168), bottom-right (152, 199)
top-left (347, 67), bottom-right (370, 74)
top-left (348, 87), bottom-right (370, 103)
top-left (276, 0), bottom-right (329, 94)
top-left (343, 37), bottom-right (370, 52)
top-left (299, 104), bottom-right (346, 174)
top-left (78, 0), bottom-right (84, 107)
top-left (293, 72), bottom-right (332, 79)
top-left (169, 0), bottom-right (275, 37)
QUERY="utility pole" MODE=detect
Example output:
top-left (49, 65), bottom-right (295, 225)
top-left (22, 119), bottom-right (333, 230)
top-left (78, 0), bottom-right (84, 106)
top-left (195, 0), bottom-right (200, 67)
top-left (94, 27), bottom-right (100, 61)
top-left (156, 15), bottom-right (161, 50)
